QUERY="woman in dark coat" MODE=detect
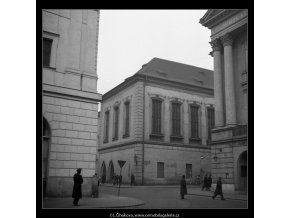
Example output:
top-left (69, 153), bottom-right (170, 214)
top-left (212, 177), bottom-right (225, 200)
top-left (207, 174), bottom-right (212, 191)
top-left (180, 175), bottom-right (187, 199)
top-left (72, 168), bottom-right (83, 206)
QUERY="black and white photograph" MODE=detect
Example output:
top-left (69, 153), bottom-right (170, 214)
top-left (41, 9), bottom-right (249, 211)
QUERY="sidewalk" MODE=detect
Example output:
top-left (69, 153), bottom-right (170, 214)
top-left (43, 193), bottom-right (145, 208)
top-left (101, 184), bottom-right (247, 201)
top-left (187, 187), bottom-right (247, 201)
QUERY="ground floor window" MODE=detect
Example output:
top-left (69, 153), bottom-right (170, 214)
top-left (157, 162), bottom-right (164, 178)
top-left (186, 164), bottom-right (192, 178)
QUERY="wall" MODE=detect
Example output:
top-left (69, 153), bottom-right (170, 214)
top-left (43, 95), bottom-right (99, 196)
top-left (42, 9), bottom-right (99, 92)
top-left (144, 83), bottom-right (214, 146)
top-left (144, 144), bottom-right (211, 184)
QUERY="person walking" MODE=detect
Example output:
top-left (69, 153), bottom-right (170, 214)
top-left (212, 177), bottom-right (225, 200)
top-left (201, 174), bottom-right (208, 191)
top-left (207, 174), bottom-right (212, 191)
top-left (72, 168), bottom-right (83, 206)
top-left (180, 175), bottom-right (187, 199)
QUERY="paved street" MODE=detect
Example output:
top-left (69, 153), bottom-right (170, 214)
top-left (99, 185), bottom-right (247, 209)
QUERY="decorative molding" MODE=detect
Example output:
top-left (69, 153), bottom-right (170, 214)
top-left (210, 39), bottom-right (222, 52)
top-left (220, 34), bottom-right (233, 47)
top-left (102, 74), bottom-right (214, 101)
top-left (98, 140), bottom-right (211, 152)
top-left (148, 93), bottom-right (166, 100)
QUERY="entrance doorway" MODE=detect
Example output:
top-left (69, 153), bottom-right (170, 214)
top-left (108, 161), bottom-right (115, 182)
top-left (43, 118), bottom-right (50, 197)
top-left (237, 151), bottom-right (247, 191)
top-left (101, 162), bottom-right (106, 183)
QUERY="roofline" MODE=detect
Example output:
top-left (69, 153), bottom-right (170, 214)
top-left (102, 74), bottom-right (213, 101)
top-left (200, 9), bottom-right (243, 29)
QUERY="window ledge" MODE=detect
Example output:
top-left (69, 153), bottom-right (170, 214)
top-left (189, 137), bottom-right (201, 142)
top-left (43, 66), bottom-right (56, 70)
top-left (150, 133), bottom-right (164, 138)
top-left (170, 135), bottom-right (184, 139)
top-left (112, 137), bottom-right (118, 141)
top-left (122, 134), bottom-right (130, 139)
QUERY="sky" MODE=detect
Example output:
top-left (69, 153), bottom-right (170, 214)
top-left (97, 10), bottom-right (213, 95)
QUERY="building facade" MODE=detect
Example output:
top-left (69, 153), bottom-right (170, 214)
top-left (42, 10), bottom-right (102, 197)
top-left (200, 9), bottom-right (248, 192)
top-left (98, 58), bottom-right (215, 185)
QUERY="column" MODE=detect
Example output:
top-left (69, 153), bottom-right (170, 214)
top-left (210, 39), bottom-right (224, 127)
top-left (221, 34), bottom-right (237, 125)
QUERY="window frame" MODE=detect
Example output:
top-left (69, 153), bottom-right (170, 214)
top-left (104, 110), bottom-right (110, 143)
top-left (42, 31), bottom-right (59, 69)
top-left (157, 162), bottom-right (164, 178)
top-left (123, 101), bottom-right (130, 138)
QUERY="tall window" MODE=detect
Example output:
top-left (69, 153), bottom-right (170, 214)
top-left (124, 102), bottom-right (130, 137)
top-left (190, 105), bottom-right (199, 138)
top-left (172, 103), bottom-right (181, 136)
top-left (186, 164), bottom-right (192, 179)
top-left (207, 107), bottom-right (215, 141)
top-left (152, 99), bottom-right (162, 134)
top-left (104, 111), bottom-right (110, 143)
top-left (43, 38), bottom-right (52, 67)
top-left (113, 107), bottom-right (119, 140)
top-left (157, 162), bottom-right (164, 178)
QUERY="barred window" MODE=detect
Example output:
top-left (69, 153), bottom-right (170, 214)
top-left (190, 105), bottom-right (199, 138)
top-left (43, 38), bottom-right (52, 67)
top-left (104, 111), bottom-right (110, 143)
top-left (157, 162), bottom-right (164, 178)
top-left (207, 107), bottom-right (215, 140)
top-left (124, 102), bottom-right (130, 137)
top-left (172, 103), bottom-right (181, 136)
top-left (113, 107), bottom-right (119, 140)
top-left (186, 164), bottom-right (192, 179)
top-left (152, 99), bottom-right (162, 134)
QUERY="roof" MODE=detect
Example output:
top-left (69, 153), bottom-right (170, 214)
top-left (134, 57), bottom-right (213, 88)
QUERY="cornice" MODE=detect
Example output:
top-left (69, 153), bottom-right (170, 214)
top-left (102, 74), bottom-right (214, 102)
top-left (98, 140), bottom-right (211, 152)
top-left (200, 10), bottom-right (243, 29)
top-left (43, 84), bottom-right (102, 103)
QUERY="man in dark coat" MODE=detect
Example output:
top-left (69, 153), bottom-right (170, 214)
top-left (207, 174), bottom-right (212, 191)
top-left (201, 174), bottom-right (208, 191)
top-left (180, 175), bottom-right (187, 199)
top-left (212, 177), bottom-right (225, 200)
top-left (72, 168), bottom-right (83, 206)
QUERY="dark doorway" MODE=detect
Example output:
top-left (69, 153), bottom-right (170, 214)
top-left (43, 118), bottom-right (51, 197)
top-left (101, 162), bottom-right (106, 183)
top-left (109, 161), bottom-right (115, 182)
top-left (237, 151), bottom-right (247, 191)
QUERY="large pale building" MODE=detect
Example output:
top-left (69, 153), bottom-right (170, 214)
top-left (42, 10), bottom-right (102, 196)
top-left (200, 9), bottom-right (248, 192)
top-left (98, 58), bottom-right (214, 185)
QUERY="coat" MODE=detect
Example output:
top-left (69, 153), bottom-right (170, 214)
top-left (214, 180), bottom-right (223, 195)
top-left (72, 173), bottom-right (83, 199)
top-left (180, 178), bottom-right (187, 195)
top-left (208, 177), bottom-right (212, 187)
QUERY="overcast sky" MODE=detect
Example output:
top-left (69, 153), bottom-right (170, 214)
top-left (97, 10), bottom-right (213, 95)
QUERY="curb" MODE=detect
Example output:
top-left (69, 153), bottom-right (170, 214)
top-left (187, 193), bottom-right (247, 201)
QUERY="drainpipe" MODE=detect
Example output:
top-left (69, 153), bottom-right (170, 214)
top-left (142, 76), bottom-right (147, 185)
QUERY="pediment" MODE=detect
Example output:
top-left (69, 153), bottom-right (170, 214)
top-left (200, 9), bottom-right (243, 29)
